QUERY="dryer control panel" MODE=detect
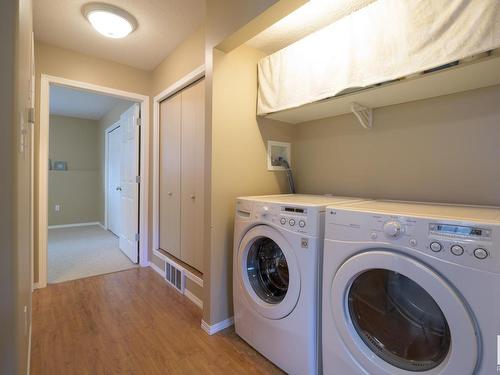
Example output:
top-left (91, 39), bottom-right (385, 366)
top-left (326, 207), bottom-right (500, 274)
top-left (250, 203), bottom-right (321, 236)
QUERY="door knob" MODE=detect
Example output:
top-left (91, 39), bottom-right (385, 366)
top-left (116, 186), bottom-right (122, 191)
top-left (168, 192), bottom-right (173, 196)
top-left (190, 195), bottom-right (196, 200)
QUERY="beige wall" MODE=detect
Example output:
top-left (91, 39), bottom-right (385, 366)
top-left (203, 0), bottom-right (305, 325)
top-left (151, 26), bottom-right (205, 96)
top-left (48, 115), bottom-right (100, 226)
top-left (293, 84), bottom-right (500, 206)
top-left (208, 44), bottom-right (294, 323)
top-left (0, 0), bottom-right (33, 373)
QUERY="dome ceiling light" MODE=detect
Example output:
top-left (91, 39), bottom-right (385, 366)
top-left (82, 3), bottom-right (138, 39)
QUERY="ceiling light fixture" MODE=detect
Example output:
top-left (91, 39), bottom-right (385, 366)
top-left (82, 3), bottom-right (138, 39)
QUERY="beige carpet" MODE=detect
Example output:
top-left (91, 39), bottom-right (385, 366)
top-left (48, 225), bottom-right (137, 284)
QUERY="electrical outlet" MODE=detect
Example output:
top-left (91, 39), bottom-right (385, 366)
top-left (54, 204), bottom-right (61, 212)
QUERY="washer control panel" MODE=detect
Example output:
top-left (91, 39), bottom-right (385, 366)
top-left (279, 206), bottom-right (309, 233)
top-left (245, 202), bottom-right (319, 236)
top-left (326, 207), bottom-right (499, 273)
top-left (428, 223), bottom-right (492, 260)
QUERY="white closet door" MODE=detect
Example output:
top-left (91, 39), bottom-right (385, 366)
top-left (119, 104), bottom-right (140, 263)
top-left (159, 93), bottom-right (182, 259)
top-left (180, 79), bottom-right (205, 272)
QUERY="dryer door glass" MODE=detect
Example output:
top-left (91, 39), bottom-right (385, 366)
top-left (348, 269), bottom-right (451, 372)
top-left (247, 237), bottom-right (289, 304)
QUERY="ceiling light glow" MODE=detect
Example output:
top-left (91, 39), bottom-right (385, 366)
top-left (83, 3), bottom-right (137, 39)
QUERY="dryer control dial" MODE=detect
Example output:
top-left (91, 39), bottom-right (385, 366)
top-left (259, 206), bottom-right (270, 217)
top-left (383, 221), bottom-right (402, 237)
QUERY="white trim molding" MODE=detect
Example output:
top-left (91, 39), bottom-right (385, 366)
top-left (103, 121), bottom-right (121, 231)
top-left (149, 263), bottom-right (203, 310)
top-left (201, 317), bottom-right (234, 336)
top-left (48, 222), bottom-right (101, 229)
top-left (152, 249), bottom-right (203, 287)
top-left (149, 261), bottom-right (164, 276)
top-left (152, 65), bottom-right (205, 270)
top-left (38, 74), bottom-right (150, 288)
top-left (184, 289), bottom-right (203, 309)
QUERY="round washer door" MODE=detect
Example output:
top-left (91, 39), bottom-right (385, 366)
top-left (237, 225), bottom-right (301, 320)
top-left (330, 250), bottom-right (478, 375)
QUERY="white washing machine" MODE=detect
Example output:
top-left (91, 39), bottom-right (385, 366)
top-left (322, 200), bottom-right (500, 375)
top-left (233, 194), bottom-right (366, 375)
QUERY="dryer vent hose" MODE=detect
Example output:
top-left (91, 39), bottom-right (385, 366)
top-left (277, 157), bottom-right (296, 194)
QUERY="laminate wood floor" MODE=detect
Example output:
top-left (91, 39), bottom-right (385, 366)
top-left (31, 267), bottom-right (283, 375)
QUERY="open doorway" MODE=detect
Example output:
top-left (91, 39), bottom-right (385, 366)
top-left (46, 85), bottom-right (139, 283)
top-left (38, 76), bottom-right (148, 287)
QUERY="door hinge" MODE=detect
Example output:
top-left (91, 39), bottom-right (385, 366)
top-left (136, 175), bottom-right (141, 183)
top-left (136, 117), bottom-right (142, 127)
top-left (135, 233), bottom-right (140, 242)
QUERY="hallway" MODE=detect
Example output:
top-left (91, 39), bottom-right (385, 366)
top-left (48, 225), bottom-right (137, 283)
top-left (30, 268), bottom-right (282, 375)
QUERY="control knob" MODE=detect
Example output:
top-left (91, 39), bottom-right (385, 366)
top-left (383, 221), bottom-right (402, 237)
top-left (259, 206), bottom-right (269, 217)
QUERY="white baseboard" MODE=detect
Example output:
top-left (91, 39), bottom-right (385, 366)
top-left (201, 317), bottom-right (234, 335)
top-left (149, 262), bottom-right (164, 276)
top-left (32, 282), bottom-right (40, 290)
top-left (149, 263), bottom-right (202, 310)
top-left (184, 289), bottom-right (203, 309)
top-left (152, 248), bottom-right (203, 287)
top-left (48, 222), bottom-right (101, 229)
top-left (97, 222), bottom-right (106, 230)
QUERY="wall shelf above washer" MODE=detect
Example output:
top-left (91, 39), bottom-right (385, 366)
top-left (263, 53), bottom-right (500, 125)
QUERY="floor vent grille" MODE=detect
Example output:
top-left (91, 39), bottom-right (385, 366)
top-left (165, 260), bottom-right (185, 293)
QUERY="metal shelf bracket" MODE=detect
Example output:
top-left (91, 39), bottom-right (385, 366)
top-left (351, 102), bottom-right (373, 130)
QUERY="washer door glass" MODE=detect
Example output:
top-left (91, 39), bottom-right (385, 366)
top-left (348, 269), bottom-right (451, 372)
top-left (247, 237), bottom-right (289, 304)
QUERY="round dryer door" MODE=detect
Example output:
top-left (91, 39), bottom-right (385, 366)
top-left (329, 250), bottom-right (478, 375)
top-left (237, 225), bottom-right (301, 319)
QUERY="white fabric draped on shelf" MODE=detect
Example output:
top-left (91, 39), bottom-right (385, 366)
top-left (257, 0), bottom-right (500, 116)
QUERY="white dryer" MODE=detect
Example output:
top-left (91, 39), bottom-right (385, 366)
top-left (233, 194), bottom-right (366, 375)
top-left (322, 200), bottom-right (500, 375)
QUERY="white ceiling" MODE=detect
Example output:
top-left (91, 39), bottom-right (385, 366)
top-left (34, 0), bottom-right (205, 70)
top-left (50, 85), bottom-right (134, 120)
top-left (247, 0), bottom-right (375, 54)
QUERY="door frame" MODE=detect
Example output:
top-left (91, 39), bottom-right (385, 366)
top-left (38, 74), bottom-right (150, 288)
top-left (152, 65), bottom-right (205, 253)
top-left (104, 121), bottom-right (121, 232)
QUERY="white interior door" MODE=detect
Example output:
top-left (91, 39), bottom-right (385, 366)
top-left (107, 125), bottom-right (121, 235)
top-left (119, 104), bottom-right (140, 263)
top-left (159, 93), bottom-right (182, 259)
top-left (180, 79), bottom-right (205, 271)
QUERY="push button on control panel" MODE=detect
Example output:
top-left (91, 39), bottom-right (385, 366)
top-left (430, 242), bottom-right (442, 252)
top-left (280, 218), bottom-right (286, 225)
top-left (289, 219), bottom-right (296, 226)
top-left (450, 245), bottom-right (464, 256)
top-left (299, 220), bottom-right (306, 228)
top-left (474, 248), bottom-right (488, 260)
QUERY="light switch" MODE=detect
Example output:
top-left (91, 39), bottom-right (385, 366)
top-left (55, 204), bottom-right (61, 212)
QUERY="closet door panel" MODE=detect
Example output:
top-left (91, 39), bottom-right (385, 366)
top-left (159, 93), bottom-right (182, 259)
top-left (180, 79), bottom-right (205, 272)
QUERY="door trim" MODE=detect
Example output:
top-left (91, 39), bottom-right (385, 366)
top-left (104, 121), bottom-right (120, 232)
top-left (38, 74), bottom-right (150, 288)
top-left (152, 65), bottom-right (205, 256)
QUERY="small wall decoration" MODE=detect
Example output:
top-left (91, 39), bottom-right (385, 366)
top-left (53, 161), bottom-right (68, 171)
